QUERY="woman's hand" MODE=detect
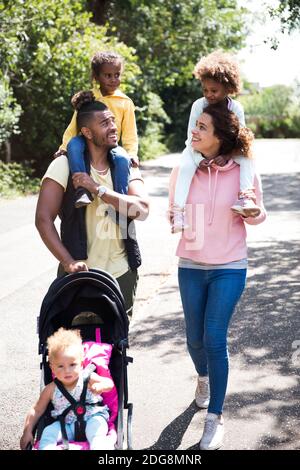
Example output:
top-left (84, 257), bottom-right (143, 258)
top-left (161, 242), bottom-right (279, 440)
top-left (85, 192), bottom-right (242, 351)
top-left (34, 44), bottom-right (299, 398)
top-left (240, 189), bottom-right (257, 204)
top-left (198, 159), bottom-right (212, 168)
top-left (72, 172), bottom-right (98, 195)
top-left (212, 155), bottom-right (228, 167)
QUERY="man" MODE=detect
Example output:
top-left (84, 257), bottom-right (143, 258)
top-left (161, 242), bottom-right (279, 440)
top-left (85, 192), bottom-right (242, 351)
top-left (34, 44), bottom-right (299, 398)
top-left (35, 91), bottom-right (149, 319)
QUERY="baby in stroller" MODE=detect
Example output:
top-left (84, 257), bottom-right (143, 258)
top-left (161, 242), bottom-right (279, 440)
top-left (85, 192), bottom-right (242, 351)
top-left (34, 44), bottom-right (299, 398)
top-left (20, 328), bottom-right (114, 450)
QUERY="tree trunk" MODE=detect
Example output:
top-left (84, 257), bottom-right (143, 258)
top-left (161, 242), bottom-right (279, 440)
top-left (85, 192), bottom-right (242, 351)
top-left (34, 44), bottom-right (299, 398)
top-left (87, 0), bottom-right (109, 25)
top-left (5, 140), bottom-right (11, 163)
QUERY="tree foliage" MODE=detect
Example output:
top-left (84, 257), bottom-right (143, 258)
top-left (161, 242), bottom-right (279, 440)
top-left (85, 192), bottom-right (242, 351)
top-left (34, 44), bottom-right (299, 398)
top-left (0, 0), bottom-right (249, 171)
top-left (89, 0), bottom-right (248, 91)
top-left (0, 73), bottom-right (22, 146)
top-left (0, 0), bottom-right (139, 169)
top-left (269, 0), bottom-right (300, 32)
top-left (87, 0), bottom-right (248, 149)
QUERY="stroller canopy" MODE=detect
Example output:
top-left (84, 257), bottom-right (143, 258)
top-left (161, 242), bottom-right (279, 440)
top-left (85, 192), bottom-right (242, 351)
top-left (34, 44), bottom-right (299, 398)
top-left (38, 269), bottom-right (128, 353)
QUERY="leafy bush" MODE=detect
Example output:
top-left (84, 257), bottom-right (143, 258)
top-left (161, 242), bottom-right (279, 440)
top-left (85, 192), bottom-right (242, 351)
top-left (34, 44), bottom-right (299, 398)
top-left (135, 90), bottom-right (170, 160)
top-left (0, 161), bottom-right (40, 197)
top-left (0, 74), bottom-right (22, 145)
top-left (240, 84), bottom-right (300, 138)
top-left (0, 0), bottom-right (139, 170)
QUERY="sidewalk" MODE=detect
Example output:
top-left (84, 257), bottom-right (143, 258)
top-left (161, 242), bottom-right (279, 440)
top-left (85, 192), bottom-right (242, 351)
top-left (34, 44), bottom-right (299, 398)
top-left (0, 140), bottom-right (299, 450)
top-left (128, 144), bottom-right (300, 450)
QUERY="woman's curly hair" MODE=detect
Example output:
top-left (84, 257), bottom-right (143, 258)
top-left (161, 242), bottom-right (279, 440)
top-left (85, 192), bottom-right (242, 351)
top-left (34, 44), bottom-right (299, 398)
top-left (203, 103), bottom-right (254, 158)
top-left (193, 50), bottom-right (241, 95)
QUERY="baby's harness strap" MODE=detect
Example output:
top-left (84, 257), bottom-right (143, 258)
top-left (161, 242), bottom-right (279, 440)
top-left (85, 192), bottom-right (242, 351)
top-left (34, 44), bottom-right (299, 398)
top-left (54, 372), bottom-right (99, 450)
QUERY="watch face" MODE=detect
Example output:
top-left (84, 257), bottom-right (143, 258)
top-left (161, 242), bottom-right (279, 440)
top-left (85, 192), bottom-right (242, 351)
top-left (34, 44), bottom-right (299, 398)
top-left (98, 186), bottom-right (106, 196)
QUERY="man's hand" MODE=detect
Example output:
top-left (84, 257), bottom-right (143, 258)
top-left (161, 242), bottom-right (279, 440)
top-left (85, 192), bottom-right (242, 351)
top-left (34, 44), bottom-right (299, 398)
top-left (62, 260), bottom-right (88, 273)
top-left (72, 173), bottom-right (98, 195)
top-left (53, 149), bottom-right (67, 159)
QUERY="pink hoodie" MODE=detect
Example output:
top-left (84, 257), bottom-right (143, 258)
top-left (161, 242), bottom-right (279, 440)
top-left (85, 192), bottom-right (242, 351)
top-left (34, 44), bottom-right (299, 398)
top-left (169, 160), bottom-right (267, 264)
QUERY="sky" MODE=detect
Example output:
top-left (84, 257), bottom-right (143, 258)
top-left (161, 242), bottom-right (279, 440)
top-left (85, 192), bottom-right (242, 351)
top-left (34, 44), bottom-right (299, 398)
top-left (237, 0), bottom-right (300, 87)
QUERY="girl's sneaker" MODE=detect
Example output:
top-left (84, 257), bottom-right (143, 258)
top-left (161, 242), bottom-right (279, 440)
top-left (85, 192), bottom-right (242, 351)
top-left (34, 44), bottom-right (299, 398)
top-left (195, 376), bottom-right (209, 408)
top-left (231, 196), bottom-right (261, 218)
top-left (75, 188), bottom-right (94, 208)
top-left (199, 413), bottom-right (224, 450)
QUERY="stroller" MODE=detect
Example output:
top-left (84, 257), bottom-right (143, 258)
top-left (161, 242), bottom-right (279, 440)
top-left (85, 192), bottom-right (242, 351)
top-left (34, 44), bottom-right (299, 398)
top-left (34, 268), bottom-right (133, 450)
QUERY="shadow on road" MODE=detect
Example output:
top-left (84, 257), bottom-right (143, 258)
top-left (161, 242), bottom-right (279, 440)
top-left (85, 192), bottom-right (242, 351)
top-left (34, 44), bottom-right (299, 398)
top-left (146, 401), bottom-right (199, 450)
top-left (262, 173), bottom-right (300, 212)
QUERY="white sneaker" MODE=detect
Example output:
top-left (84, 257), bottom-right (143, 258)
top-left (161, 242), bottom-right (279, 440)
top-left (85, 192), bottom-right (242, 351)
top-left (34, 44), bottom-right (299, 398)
top-left (199, 413), bottom-right (224, 450)
top-left (195, 376), bottom-right (209, 409)
top-left (75, 192), bottom-right (93, 208)
top-left (231, 196), bottom-right (261, 218)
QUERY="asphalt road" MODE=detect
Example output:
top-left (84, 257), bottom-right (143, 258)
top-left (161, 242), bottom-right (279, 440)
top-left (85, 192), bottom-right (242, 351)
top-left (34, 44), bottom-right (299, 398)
top-left (0, 139), bottom-right (299, 450)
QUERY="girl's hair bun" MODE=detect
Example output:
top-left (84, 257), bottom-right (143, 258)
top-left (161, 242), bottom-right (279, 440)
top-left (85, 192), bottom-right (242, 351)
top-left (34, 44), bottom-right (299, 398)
top-left (71, 90), bottom-right (95, 111)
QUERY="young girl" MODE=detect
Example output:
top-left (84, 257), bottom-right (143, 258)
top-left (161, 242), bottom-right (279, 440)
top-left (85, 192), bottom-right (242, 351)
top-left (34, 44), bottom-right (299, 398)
top-left (172, 50), bottom-right (260, 233)
top-left (54, 51), bottom-right (139, 208)
top-left (20, 328), bottom-right (114, 450)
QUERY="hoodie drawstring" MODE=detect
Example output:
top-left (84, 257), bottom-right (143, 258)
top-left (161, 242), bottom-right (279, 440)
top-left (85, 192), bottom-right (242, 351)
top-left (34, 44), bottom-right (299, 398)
top-left (207, 166), bottom-right (219, 225)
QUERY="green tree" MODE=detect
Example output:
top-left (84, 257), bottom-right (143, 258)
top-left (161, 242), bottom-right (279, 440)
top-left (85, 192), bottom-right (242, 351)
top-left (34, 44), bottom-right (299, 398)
top-left (0, 0), bottom-right (139, 170)
top-left (269, 0), bottom-right (300, 32)
top-left (89, 0), bottom-right (248, 91)
top-left (0, 74), bottom-right (22, 161)
top-left (87, 0), bottom-right (248, 150)
top-left (240, 84), bottom-right (300, 138)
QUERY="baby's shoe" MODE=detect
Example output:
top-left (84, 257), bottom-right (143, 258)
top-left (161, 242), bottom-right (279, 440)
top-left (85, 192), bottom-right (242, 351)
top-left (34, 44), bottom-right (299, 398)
top-left (231, 196), bottom-right (261, 218)
top-left (75, 188), bottom-right (94, 209)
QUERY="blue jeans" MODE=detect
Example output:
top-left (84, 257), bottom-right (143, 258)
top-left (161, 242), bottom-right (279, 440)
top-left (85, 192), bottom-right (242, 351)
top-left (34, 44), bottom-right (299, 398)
top-left (67, 135), bottom-right (130, 178)
top-left (178, 267), bottom-right (246, 415)
top-left (39, 413), bottom-right (108, 450)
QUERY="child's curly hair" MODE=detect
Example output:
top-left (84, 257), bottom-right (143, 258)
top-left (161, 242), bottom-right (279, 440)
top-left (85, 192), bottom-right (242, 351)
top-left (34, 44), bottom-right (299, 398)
top-left (47, 328), bottom-right (83, 362)
top-left (91, 51), bottom-right (124, 80)
top-left (193, 50), bottom-right (241, 95)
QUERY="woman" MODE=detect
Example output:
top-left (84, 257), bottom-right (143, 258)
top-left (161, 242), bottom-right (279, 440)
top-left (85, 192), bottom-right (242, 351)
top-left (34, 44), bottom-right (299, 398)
top-left (169, 103), bottom-right (266, 450)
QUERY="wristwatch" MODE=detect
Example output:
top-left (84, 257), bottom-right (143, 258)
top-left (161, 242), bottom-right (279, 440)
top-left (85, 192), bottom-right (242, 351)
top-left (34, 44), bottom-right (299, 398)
top-left (97, 185), bottom-right (107, 199)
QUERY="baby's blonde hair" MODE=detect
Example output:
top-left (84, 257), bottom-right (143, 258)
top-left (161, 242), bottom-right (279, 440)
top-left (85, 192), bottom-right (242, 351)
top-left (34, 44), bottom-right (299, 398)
top-left (193, 50), bottom-right (241, 95)
top-left (47, 328), bottom-right (83, 362)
